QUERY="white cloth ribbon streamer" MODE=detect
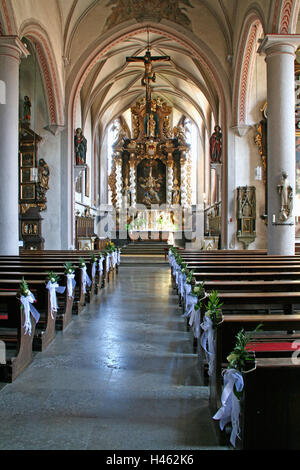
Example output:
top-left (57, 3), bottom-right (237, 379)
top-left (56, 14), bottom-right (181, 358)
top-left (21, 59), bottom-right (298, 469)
top-left (180, 273), bottom-right (186, 298)
top-left (46, 281), bottom-right (66, 319)
top-left (99, 256), bottom-right (104, 275)
top-left (183, 294), bottom-right (198, 319)
top-left (213, 368), bottom-right (244, 447)
top-left (67, 273), bottom-right (76, 298)
top-left (117, 249), bottom-right (121, 265)
top-left (200, 314), bottom-right (215, 376)
top-left (21, 291), bottom-right (40, 336)
top-left (183, 293), bottom-right (208, 339)
top-left (106, 254), bottom-right (110, 273)
top-left (92, 262), bottom-right (97, 279)
top-left (81, 266), bottom-right (92, 294)
top-left (184, 283), bottom-right (192, 307)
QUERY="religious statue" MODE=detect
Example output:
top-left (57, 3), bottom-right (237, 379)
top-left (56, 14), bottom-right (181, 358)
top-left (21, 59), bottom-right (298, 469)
top-left (277, 171), bottom-right (293, 221)
top-left (209, 125), bottom-right (222, 163)
top-left (74, 128), bottom-right (87, 165)
top-left (37, 158), bottom-right (50, 202)
top-left (23, 96), bottom-right (31, 125)
top-left (122, 177), bottom-right (131, 206)
top-left (173, 125), bottom-right (186, 144)
top-left (126, 49), bottom-right (170, 135)
top-left (172, 179), bottom-right (181, 204)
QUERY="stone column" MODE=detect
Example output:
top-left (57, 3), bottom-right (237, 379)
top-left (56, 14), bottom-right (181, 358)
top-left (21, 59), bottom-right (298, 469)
top-left (258, 35), bottom-right (300, 255)
top-left (0, 37), bottom-right (29, 254)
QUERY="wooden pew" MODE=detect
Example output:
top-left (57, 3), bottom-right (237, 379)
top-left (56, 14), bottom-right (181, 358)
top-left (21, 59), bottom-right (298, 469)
top-left (208, 314), bottom-right (300, 449)
top-left (210, 314), bottom-right (300, 417)
top-left (239, 357), bottom-right (300, 450)
top-left (0, 290), bottom-right (38, 382)
top-left (0, 278), bottom-right (61, 352)
top-left (0, 269), bottom-right (74, 331)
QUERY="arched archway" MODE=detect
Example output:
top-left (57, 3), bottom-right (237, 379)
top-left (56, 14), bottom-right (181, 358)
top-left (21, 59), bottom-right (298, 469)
top-left (64, 21), bottom-right (232, 248)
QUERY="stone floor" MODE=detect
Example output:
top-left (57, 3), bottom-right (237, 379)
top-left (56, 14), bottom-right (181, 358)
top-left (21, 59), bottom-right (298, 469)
top-left (0, 257), bottom-right (228, 451)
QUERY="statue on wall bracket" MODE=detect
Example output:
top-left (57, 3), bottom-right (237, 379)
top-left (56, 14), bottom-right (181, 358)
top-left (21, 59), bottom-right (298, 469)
top-left (277, 171), bottom-right (293, 222)
top-left (74, 128), bottom-right (87, 166)
top-left (209, 125), bottom-right (222, 164)
top-left (237, 185), bottom-right (256, 249)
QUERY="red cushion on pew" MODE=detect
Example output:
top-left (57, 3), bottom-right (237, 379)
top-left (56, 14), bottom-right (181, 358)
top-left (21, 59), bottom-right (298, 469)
top-left (0, 314), bottom-right (8, 320)
top-left (246, 342), bottom-right (300, 352)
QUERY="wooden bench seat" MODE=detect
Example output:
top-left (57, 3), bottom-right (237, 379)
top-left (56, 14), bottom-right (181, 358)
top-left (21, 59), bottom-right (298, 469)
top-left (0, 291), bottom-right (37, 382)
top-left (239, 357), bottom-right (300, 449)
top-left (206, 314), bottom-right (300, 449)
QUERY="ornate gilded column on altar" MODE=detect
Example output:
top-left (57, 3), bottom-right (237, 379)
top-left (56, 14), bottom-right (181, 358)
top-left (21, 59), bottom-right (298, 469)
top-left (129, 153), bottom-right (137, 208)
top-left (180, 151), bottom-right (188, 208)
top-left (186, 151), bottom-right (192, 206)
top-left (115, 152), bottom-right (123, 210)
top-left (166, 153), bottom-right (174, 205)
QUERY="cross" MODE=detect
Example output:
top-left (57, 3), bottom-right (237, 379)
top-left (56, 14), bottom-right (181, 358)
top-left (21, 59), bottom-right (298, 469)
top-left (126, 48), bottom-right (171, 116)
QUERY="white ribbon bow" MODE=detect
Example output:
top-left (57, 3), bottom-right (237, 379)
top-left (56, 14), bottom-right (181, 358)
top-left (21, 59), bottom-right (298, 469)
top-left (99, 256), bottom-right (104, 275)
top-left (106, 254), bottom-right (110, 273)
top-left (46, 281), bottom-right (66, 319)
top-left (213, 368), bottom-right (244, 447)
top-left (184, 283), bottom-right (192, 306)
top-left (67, 273), bottom-right (76, 298)
top-left (200, 314), bottom-right (215, 376)
top-left (117, 249), bottom-right (121, 265)
top-left (21, 291), bottom-right (40, 336)
top-left (92, 262), bottom-right (97, 279)
top-left (180, 273), bottom-right (186, 298)
top-left (81, 266), bottom-right (92, 294)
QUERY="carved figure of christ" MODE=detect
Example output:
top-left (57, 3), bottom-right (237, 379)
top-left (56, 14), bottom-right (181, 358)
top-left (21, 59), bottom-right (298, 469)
top-left (126, 49), bottom-right (170, 115)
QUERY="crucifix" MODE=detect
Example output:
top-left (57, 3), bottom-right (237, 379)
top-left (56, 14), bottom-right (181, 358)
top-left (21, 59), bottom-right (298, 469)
top-left (126, 47), bottom-right (171, 136)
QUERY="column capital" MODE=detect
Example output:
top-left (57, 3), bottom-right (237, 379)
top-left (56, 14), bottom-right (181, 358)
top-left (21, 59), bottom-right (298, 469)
top-left (0, 35), bottom-right (29, 62)
top-left (258, 34), bottom-right (300, 56)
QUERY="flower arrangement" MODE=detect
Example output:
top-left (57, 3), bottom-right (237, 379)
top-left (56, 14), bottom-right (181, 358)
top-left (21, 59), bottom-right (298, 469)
top-left (191, 281), bottom-right (206, 311)
top-left (20, 277), bottom-right (30, 297)
top-left (79, 257), bottom-right (86, 268)
top-left (180, 262), bottom-right (188, 274)
top-left (98, 251), bottom-right (103, 258)
top-left (204, 290), bottom-right (223, 329)
top-left (185, 269), bottom-right (194, 284)
top-left (226, 324), bottom-right (263, 392)
top-left (46, 271), bottom-right (60, 284)
top-left (90, 252), bottom-right (98, 263)
top-left (64, 262), bottom-right (76, 275)
top-left (105, 241), bottom-right (116, 253)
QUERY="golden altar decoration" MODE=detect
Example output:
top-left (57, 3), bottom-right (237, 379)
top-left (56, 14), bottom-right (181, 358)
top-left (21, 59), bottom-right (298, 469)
top-left (108, 96), bottom-right (191, 232)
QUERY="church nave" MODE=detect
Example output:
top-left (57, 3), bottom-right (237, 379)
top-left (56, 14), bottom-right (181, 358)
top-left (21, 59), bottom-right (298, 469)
top-left (0, 258), bottom-right (224, 451)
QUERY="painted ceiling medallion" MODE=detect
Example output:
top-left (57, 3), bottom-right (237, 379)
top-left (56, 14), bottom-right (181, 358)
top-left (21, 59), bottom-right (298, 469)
top-left (103, 0), bottom-right (194, 32)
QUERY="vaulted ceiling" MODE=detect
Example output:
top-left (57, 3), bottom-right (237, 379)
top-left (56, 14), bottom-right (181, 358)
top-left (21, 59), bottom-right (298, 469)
top-left (79, 30), bottom-right (215, 136)
top-left (54, 0), bottom-right (242, 136)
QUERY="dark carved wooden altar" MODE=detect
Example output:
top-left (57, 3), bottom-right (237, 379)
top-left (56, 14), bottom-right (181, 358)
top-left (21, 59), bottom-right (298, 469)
top-left (19, 123), bottom-right (49, 250)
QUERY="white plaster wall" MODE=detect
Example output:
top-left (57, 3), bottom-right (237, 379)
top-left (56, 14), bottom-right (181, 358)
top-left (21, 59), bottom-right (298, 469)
top-left (233, 52), bottom-right (267, 250)
top-left (19, 40), bottom-right (62, 249)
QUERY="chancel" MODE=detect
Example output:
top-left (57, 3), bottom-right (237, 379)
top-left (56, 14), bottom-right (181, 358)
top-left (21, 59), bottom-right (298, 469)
top-left (1, 0), bottom-right (300, 453)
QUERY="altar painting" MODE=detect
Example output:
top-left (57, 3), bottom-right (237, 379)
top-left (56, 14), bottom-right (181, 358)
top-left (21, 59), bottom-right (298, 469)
top-left (137, 159), bottom-right (166, 207)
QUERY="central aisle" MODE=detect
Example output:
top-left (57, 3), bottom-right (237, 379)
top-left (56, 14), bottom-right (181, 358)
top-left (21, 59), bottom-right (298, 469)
top-left (0, 258), bottom-right (225, 450)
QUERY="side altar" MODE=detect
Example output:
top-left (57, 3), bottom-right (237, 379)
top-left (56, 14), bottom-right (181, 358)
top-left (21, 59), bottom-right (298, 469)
top-left (108, 96), bottom-right (192, 239)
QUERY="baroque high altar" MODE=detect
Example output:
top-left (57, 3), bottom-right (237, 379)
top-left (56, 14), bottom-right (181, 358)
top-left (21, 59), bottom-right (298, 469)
top-left (108, 96), bottom-right (192, 234)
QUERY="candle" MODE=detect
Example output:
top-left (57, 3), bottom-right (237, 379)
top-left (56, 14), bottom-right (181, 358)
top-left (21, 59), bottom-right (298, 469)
top-left (272, 214), bottom-right (276, 224)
